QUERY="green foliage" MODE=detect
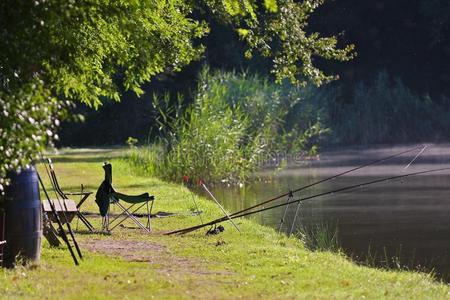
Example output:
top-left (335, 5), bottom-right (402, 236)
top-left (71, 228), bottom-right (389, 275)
top-left (361, 245), bottom-right (423, 273)
top-left (125, 137), bottom-right (139, 149)
top-left (1, 0), bottom-right (354, 192)
top-left (0, 0), bottom-right (208, 191)
top-left (124, 145), bottom-right (164, 179)
top-left (191, 68), bottom-right (330, 156)
top-left (233, 0), bottom-right (355, 85)
top-left (0, 80), bottom-right (65, 191)
top-left (127, 68), bottom-right (330, 183)
top-left (264, 0), bottom-right (279, 13)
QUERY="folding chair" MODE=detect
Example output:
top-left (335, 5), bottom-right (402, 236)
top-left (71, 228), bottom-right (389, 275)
top-left (37, 169), bottom-right (83, 265)
top-left (46, 158), bottom-right (94, 231)
top-left (96, 163), bottom-right (155, 233)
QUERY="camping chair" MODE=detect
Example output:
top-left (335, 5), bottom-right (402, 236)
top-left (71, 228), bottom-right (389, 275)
top-left (96, 162), bottom-right (155, 233)
top-left (45, 158), bottom-right (94, 231)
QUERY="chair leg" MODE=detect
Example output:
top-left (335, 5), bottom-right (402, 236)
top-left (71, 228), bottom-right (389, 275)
top-left (105, 214), bottom-right (110, 232)
top-left (77, 211), bottom-right (94, 231)
top-left (110, 202), bottom-right (149, 233)
top-left (102, 206), bottom-right (110, 232)
top-left (118, 202), bottom-right (148, 232)
top-left (146, 201), bottom-right (154, 231)
top-left (119, 204), bottom-right (150, 233)
top-left (108, 203), bottom-right (136, 226)
top-left (146, 202), bottom-right (151, 230)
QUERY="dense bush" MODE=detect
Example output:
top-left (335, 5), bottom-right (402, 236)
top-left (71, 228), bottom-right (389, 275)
top-left (126, 69), bottom-right (329, 183)
top-left (1, 0), bottom-right (354, 195)
top-left (125, 69), bottom-right (450, 184)
top-left (0, 0), bottom-right (208, 193)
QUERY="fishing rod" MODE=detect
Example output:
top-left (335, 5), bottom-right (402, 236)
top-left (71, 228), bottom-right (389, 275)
top-left (41, 157), bottom-right (83, 260)
top-left (166, 166), bottom-right (450, 235)
top-left (287, 144), bottom-right (428, 235)
top-left (167, 145), bottom-right (424, 235)
top-left (227, 145), bottom-right (423, 220)
top-left (37, 171), bottom-right (79, 265)
top-left (182, 176), bottom-right (204, 224)
top-left (278, 191), bottom-right (294, 233)
top-left (199, 181), bottom-right (240, 233)
top-left (178, 144), bottom-right (422, 235)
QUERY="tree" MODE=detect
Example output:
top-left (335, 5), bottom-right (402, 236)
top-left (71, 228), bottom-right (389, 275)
top-left (0, 0), bottom-right (354, 192)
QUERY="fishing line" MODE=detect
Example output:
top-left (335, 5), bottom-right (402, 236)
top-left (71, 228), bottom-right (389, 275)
top-left (200, 182), bottom-right (240, 233)
top-left (228, 145), bottom-right (424, 220)
top-left (288, 145), bottom-right (430, 236)
top-left (168, 145), bottom-right (424, 235)
top-left (403, 144), bottom-right (428, 170)
top-left (167, 166), bottom-right (450, 235)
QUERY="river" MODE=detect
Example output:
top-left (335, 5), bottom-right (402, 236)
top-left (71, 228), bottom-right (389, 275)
top-left (199, 144), bottom-right (450, 281)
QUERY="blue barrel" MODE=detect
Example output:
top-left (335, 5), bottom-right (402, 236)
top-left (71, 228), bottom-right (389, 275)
top-left (3, 167), bottom-right (42, 267)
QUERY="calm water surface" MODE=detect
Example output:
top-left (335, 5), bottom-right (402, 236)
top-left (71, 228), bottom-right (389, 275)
top-left (199, 144), bottom-right (450, 280)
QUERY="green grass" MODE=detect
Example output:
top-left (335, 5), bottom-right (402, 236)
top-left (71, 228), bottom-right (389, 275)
top-left (296, 223), bottom-right (340, 253)
top-left (1, 148), bottom-right (449, 299)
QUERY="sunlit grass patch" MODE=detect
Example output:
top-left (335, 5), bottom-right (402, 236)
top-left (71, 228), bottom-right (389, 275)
top-left (2, 148), bottom-right (447, 299)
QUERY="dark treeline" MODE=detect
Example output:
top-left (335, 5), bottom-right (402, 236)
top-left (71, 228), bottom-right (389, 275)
top-left (310, 0), bottom-right (450, 99)
top-left (60, 0), bottom-right (450, 146)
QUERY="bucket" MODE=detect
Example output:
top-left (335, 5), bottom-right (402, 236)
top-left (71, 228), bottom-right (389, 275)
top-left (3, 167), bottom-right (42, 267)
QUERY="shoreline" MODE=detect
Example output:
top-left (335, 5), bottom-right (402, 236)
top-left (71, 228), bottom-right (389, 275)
top-left (1, 149), bottom-right (448, 299)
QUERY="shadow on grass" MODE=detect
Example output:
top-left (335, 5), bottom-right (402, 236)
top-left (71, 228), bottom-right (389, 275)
top-left (73, 229), bottom-right (111, 236)
top-left (51, 156), bottom-right (114, 164)
top-left (113, 183), bottom-right (160, 190)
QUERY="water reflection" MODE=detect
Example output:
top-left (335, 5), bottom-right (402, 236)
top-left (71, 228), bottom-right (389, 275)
top-left (201, 144), bottom-right (450, 281)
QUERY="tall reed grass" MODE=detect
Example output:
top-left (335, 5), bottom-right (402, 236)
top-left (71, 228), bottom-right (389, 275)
top-left (296, 223), bottom-right (340, 252)
top-left (124, 69), bottom-right (450, 184)
top-left (295, 224), bottom-right (440, 278)
top-left (326, 71), bottom-right (450, 145)
top-left (125, 67), bottom-right (328, 183)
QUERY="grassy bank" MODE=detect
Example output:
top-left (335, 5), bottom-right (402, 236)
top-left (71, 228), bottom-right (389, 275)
top-left (1, 148), bottom-right (449, 299)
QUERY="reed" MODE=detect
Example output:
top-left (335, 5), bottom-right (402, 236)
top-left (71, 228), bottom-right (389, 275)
top-left (327, 71), bottom-right (450, 145)
top-left (295, 223), bottom-right (340, 252)
top-left (358, 244), bottom-right (436, 275)
top-left (125, 67), bottom-right (328, 184)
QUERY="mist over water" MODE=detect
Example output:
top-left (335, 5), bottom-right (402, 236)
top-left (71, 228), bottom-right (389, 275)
top-left (202, 144), bottom-right (450, 281)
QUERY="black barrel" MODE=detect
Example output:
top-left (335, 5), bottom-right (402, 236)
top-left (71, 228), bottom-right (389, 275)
top-left (3, 167), bottom-right (42, 267)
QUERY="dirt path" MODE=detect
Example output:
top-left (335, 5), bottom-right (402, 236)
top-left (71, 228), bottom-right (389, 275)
top-left (80, 237), bottom-right (234, 287)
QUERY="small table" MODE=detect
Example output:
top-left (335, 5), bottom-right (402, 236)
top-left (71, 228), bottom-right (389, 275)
top-left (69, 191), bottom-right (93, 210)
top-left (42, 199), bottom-right (78, 223)
top-left (67, 191), bottom-right (94, 231)
top-left (44, 190), bottom-right (94, 232)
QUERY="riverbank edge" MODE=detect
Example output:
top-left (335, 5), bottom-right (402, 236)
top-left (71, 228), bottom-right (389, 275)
top-left (1, 149), bottom-right (448, 299)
